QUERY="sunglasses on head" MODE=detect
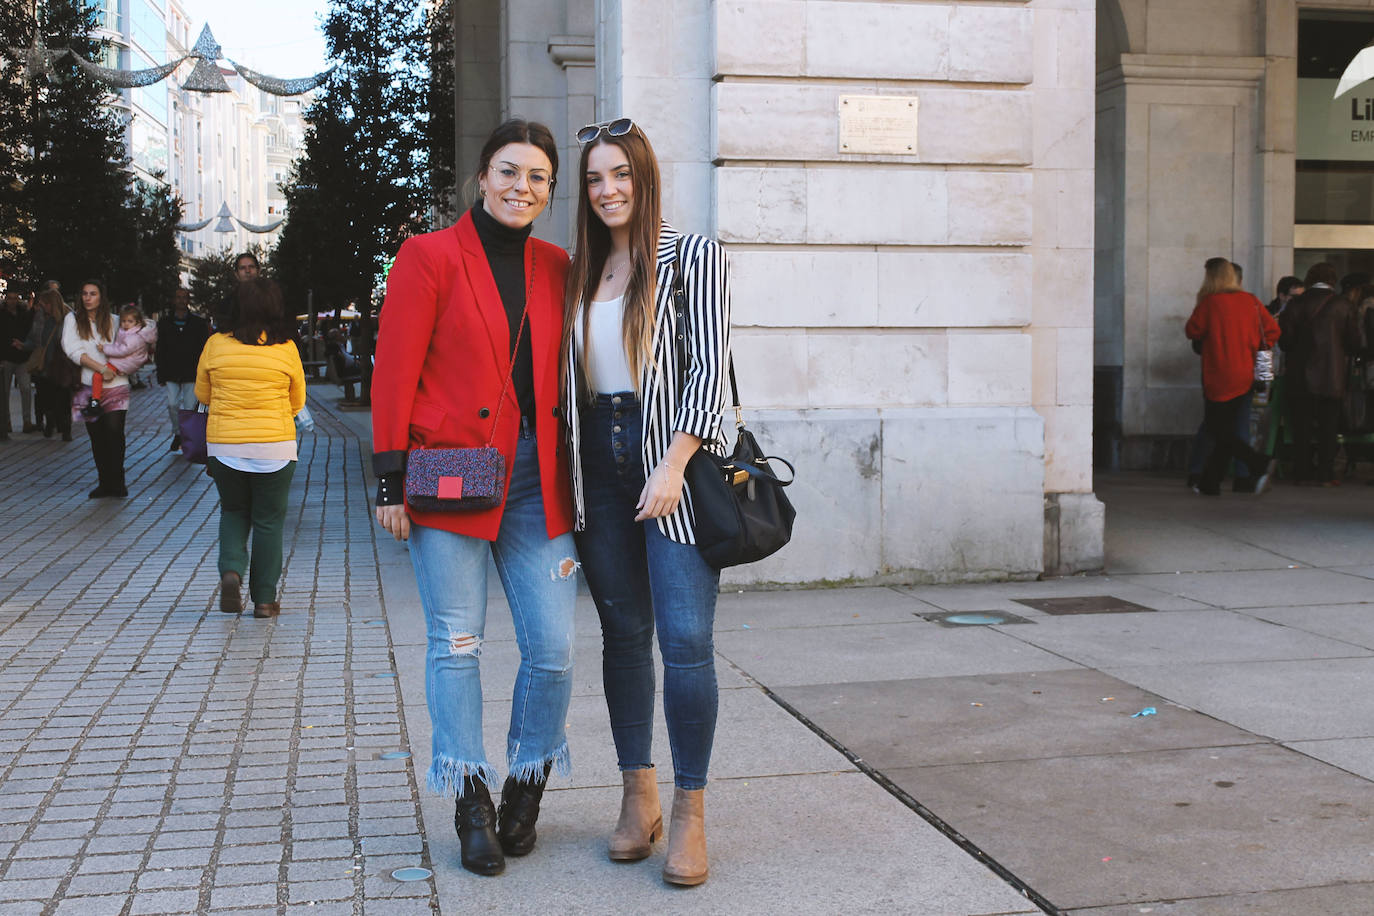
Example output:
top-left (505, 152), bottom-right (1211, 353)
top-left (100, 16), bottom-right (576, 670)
top-left (577, 117), bottom-right (634, 145)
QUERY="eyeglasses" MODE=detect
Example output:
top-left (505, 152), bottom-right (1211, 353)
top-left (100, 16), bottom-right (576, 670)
top-left (487, 163), bottom-right (553, 193)
top-left (577, 117), bottom-right (635, 145)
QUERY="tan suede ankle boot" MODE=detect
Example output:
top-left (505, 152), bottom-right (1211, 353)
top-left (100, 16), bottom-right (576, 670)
top-left (608, 766), bottom-right (662, 861)
top-left (662, 786), bottom-right (707, 886)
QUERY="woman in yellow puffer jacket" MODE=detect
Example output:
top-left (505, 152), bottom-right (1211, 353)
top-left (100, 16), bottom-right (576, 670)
top-left (195, 278), bottom-right (306, 618)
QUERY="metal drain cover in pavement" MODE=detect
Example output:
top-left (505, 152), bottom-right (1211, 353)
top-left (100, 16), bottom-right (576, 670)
top-left (1011, 595), bottom-right (1155, 615)
top-left (919, 611), bottom-right (1033, 628)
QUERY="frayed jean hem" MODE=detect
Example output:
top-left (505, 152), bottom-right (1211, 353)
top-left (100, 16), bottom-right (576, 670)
top-left (428, 756), bottom-right (499, 797)
top-left (507, 739), bottom-right (571, 784)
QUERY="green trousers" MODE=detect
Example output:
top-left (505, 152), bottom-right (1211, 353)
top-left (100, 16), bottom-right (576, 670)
top-left (208, 457), bottom-right (297, 605)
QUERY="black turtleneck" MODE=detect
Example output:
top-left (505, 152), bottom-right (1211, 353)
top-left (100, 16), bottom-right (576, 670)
top-left (471, 201), bottom-right (536, 424)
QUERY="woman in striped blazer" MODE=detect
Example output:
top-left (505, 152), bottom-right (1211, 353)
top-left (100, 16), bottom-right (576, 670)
top-left (561, 119), bottom-right (731, 887)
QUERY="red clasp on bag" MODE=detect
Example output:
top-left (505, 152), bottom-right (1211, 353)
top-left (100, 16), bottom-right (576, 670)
top-left (438, 476), bottom-right (464, 499)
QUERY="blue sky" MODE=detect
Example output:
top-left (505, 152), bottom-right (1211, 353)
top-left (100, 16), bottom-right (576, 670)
top-left (178, 0), bottom-right (331, 77)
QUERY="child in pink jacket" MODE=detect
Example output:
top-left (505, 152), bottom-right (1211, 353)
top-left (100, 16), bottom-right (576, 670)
top-left (98, 304), bottom-right (158, 375)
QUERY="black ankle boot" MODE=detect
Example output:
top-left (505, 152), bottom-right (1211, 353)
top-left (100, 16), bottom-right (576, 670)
top-left (497, 762), bottom-right (551, 856)
top-left (455, 779), bottom-right (504, 875)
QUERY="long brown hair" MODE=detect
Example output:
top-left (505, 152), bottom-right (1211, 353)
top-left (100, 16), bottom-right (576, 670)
top-left (74, 279), bottom-right (114, 341)
top-left (1196, 257), bottom-right (1240, 304)
top-left (34, 289), bottom-right (66, 321)
top-left (562, 123), bottom-right (662, 395)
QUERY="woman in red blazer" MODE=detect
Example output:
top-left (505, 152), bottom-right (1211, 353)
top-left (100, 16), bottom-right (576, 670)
top-left (371, 120), bottom-right (576, 877)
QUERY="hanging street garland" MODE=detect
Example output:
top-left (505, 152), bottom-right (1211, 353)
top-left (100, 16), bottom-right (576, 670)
top-left (7, 24), bottom-right (333, 97)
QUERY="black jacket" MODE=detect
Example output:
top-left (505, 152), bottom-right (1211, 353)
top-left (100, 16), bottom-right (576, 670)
top-left (155, 311), bottom-right (211, 384)
top-left (1, 306), bottom-right (34, 364)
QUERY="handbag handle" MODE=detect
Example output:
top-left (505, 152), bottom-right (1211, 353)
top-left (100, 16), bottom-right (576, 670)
top-left (671, 238), bottom-right (741, 427)
top-left (482, 250), bottom-right (535, 447)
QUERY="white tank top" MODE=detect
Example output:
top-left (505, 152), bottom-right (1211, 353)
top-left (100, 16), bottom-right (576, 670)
top-left (575, 295), bottom-right (636, 394)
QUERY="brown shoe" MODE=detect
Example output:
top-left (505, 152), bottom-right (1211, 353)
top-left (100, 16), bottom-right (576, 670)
top-left (608, 767), bottom-right (662, 862)
top-left (220, 572), bottom-right (242, 614)
top-left (662, 786), bottom-right (707, 886)
top-left (253, 602), bottom-right (280, 618)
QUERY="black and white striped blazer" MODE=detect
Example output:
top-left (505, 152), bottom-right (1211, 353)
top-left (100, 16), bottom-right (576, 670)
top-left (564, 222), bottom-right (732, 544)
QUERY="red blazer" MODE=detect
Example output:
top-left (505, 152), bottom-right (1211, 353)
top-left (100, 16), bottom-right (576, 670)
top-left (371, 211), bottom-right (573, 540)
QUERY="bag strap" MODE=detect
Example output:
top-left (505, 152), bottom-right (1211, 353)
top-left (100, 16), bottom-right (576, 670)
top-left (671, 237), bottom-right (740, 427)
top-left (483, 250), bottom-right (534, 447)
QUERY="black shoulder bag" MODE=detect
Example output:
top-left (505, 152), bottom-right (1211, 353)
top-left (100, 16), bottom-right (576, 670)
top-left (672, 239), bottom-right (796, 569)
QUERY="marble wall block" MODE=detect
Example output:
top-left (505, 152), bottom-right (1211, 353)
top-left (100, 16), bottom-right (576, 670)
top-left (1042, 403), bottom-right (1093, 491)
top-left (731, 332), bottom-right (809, 409)
top-left (713, 83), bottom-right (1031, 165)
top-left (949, 5), bottom-right (1034, 83)
top-left (719, 410), bottom-right (885, 586)
top-left (876, 252), bottom-right (1032, 328)
top-left (714, 0), bottom-right (807, 76)
top-left (1055, 327), bottom-right (1094, 405)
top-left (947, 171), bottom-right (1033, 245)
top-left (804, 2), bottom-right (950, 80)
top-left (716, 167), bottom-right (808, 243)
top-left (947, 332), bottom-right (1033, 406)
top-left (883, 408), bottom-right (1046, 579)
top-left (1033, 248), bottom-right (1094, 328)
top-left (806, 333), bottom-right (948, 408)
top-left (806, 168), bottom-right (951, 245)
top-left (730, 250), bottom-right (881, 328)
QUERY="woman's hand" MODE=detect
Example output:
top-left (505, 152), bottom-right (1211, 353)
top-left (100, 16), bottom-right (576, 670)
top-left (376, 504), bottom-right (411, 541)
top-left (101, 367), bottom-right (115, 382)
top-left (635, 460), bottom-right (685, 521)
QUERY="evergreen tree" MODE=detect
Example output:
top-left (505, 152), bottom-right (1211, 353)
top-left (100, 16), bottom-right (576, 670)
top-left (124, 175), bottom-right (184, 314)
top-left (0, 5), bottom-right (35, 277)
top-left (21, 0), bottom-right (141, 298)
top-left (272, 0), bottom-right (431, 313)
top-left (427, 0), bottom-right (457, 226)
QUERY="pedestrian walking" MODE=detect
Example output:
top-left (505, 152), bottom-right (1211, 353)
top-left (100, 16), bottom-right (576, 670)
top-left (1280, 262), bottom-right (1366, 485)
top-left (196, 278), bottom-right (305, 619)
top-left (22, 289), bottom-right (74, 441)
top-left (1185, 257), bottom-right (1280, 496)
top-left (561, 117), bottom-right (731, 886)
top-left (62, 280), bottom-right (130, 497)
top-left (1, 284), bottom-right (36, 439)
top-left (156, 288), bottom-right (210, 452)
top-left (370, 119), bottom-right (577, 877)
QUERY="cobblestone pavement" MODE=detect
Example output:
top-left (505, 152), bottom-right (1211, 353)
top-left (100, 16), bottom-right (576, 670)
top-left (0, 388), bottom-right (438, 915)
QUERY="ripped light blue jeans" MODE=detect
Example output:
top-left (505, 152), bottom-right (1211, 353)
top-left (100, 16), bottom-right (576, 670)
top-left (408, 427), bottom-right (578, 795)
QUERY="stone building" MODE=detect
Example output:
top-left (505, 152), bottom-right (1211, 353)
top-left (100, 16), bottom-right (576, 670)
top-left (1096, 1), bottom-right (1374, 469)
top-left (456, 0), bottom-right (1101, 585)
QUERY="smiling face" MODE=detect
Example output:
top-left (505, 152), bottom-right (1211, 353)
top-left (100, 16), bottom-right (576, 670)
top-left (479, 142), bottom-right (553, 230)
top-left (585, 141), bottom-right (634, 234)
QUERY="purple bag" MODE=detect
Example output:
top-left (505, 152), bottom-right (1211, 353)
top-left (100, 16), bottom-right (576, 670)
top-left (178, 407), bottom-right (208, 465)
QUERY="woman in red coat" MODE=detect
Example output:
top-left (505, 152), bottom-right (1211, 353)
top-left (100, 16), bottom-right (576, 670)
top-left (371, 120), bottom-right (576, 876)
top-left (1185, 257), bottom-right (1281, 495)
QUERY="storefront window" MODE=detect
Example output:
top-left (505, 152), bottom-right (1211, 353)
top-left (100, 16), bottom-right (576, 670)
top-left (1296, 11), bottom-right (1374, 276)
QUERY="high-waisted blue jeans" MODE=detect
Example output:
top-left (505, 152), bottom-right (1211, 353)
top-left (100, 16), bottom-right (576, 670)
top-left (575, 393), bottom-right (720, 790)
top-left (408, 425), bottom-right (578, 795)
